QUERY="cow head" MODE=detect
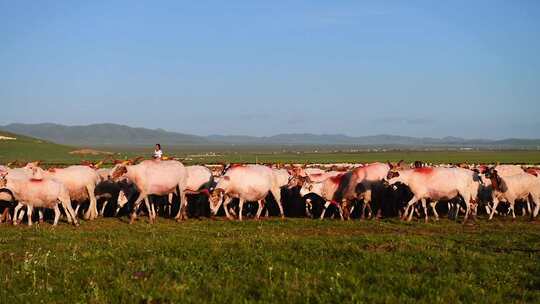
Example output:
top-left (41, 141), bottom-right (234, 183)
top-left (111, 165), bottom-right (128, 181)
top-left (388, 160), bottom-right (405, 170)
top-left (287, 175), bottom-right (307, 189)
top-left (341, 199), bottom-right (353, 220)
top-left (209, 188), bottom-right (225, 215)
top-left (299, 181), bottom-right (315, 197)
top-left (116, 190), bottom-right (129, 213)
top-left (484, 168), bottom-right (505, 192)
top-left (483, 167), bottom-right (497, 179)
top-left (387, 170), bottom-right (399, 180)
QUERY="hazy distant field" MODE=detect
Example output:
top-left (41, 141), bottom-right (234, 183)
top-left (0, 218), bottom-right (538, 303)
top-left (2, 135), bottom-right (540, 166)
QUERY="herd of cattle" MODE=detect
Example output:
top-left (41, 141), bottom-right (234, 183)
top-left (0, 158), bottom-right (539, 226)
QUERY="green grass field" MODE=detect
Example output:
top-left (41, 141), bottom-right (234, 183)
top-left (2, 130), bottom-right (540, 166)
top-left (0, 218), bottom-right (538, 303)
top-left (2, 131), bottom-right (540, 303)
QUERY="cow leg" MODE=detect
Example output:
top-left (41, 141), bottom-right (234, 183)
top-left (403, 196), bottom-right (418, 221)
top-left (168, 193), bottom-right (174, 216)
top-left (143, 197), bottom-right (153, 224)
top-left (484, 203), bottom-right (492, 216)
top-left (461, 193), bottom-right (474, 224)
top-left (336, 203), bottom-right (344, 221)
top-left (100, 200), bottom-right (108, 217)
top-left (130, 193), bottom-right (147, 224)
top-left (150, 201), bottom-right (157, 221)
top-left (320, 201), bottom-right (331, 220)
top-left (238, 198), bottom-right (245, 221)
top-left (364, 190), bottom-right (373, 219)
top-left (18, 206), bottom-right (26, 223)
top-left (53, 205), bottom-right (60, 226)
top-left (83, 184), bottom-right (98, 220)
top-left (430, 201), bottom-right (439, 221)
top-left (59, 196), bottom-right (79, 226)
top-left (13, 203), bottom-right (23, 225)
top-left (270, 188), bottom-right (285, 219)
top-left (174, 191), bottom-right (188, 221)
top-left (27, 206), bottom-right (33, 226)
top-left (360, 201), bottom-right (367, 219)
top-left (305, 199), bottom-right (312, 218)
top-left (531, 196), bottom-right (540, 219)
top-left (222, 197), bottom-right (233, 220)
top-left (421, 198), bottom-right (429, 223)
top-left (38, 209), bottom-right (44, 224)
top-left (255, 199), bottom-right (265, 219)
top-left (365, 201), bottom-right (373, 219)
top-left (349, 205), bottom-right (355, 219)
top-left (181, 192), bottom-right (188, 220)
top-left (74, 204), bottom-right (81, 219)
top-left (408, 203), bottom-right (418, 222)
top-left (509, 201), bottom-right (516, 219)
top-left (489, 198), bottom-right (499, 220)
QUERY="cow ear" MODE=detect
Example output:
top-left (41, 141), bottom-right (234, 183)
top-left (387, 161), bottom-right (393, 169)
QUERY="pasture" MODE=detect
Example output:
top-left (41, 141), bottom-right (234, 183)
top-left (0, 218), bottom-right (539, 303)
top-left (2, 136), bottom-right (540, 303)
top-left (2, 142), bottom-right (540, 167)
top-left (1, 131), bottom-right (540, 165)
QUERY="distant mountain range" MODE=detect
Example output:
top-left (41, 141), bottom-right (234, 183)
top-left (2, 123), bottom-right (540, 148)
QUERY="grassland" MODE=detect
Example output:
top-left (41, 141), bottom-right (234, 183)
top-left (2, 138), bottom-right (540, 167)
top-left (0, 218), bottom-right (538, 303)
top-left (177, 150), bottom-right (540, 165)
top-left (2, 131), bottom-right (540, 303)
top-left (0, 131), bottom-right (106, 165)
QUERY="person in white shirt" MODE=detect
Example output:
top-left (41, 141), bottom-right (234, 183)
top-left (153, 144), bottom-right (163, 160)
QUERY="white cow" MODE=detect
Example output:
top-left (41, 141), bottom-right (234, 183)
top-left (112, 159), bottom-right (188, 223)
top-left (387, 167), bottom-right (481, 223)
top-left (485, 168), bottom-right (540, 220)
top-left (0, 171), bottom-right (78, 226)
top-left (25, 164), bottom-right (101, 220)
top-left (210, 165), bottom-right (284, 221)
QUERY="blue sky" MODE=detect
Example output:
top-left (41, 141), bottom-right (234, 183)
top-left (1, 0), bottom-right (539, 138)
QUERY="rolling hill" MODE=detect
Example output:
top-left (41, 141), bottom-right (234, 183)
top-left (0, 130), bottom-right (120, 164)
top-left (2, 123), bottom-right (209, 146)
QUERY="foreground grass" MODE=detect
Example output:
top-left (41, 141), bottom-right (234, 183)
top-left (0, 218), bottom-right (539, 303)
